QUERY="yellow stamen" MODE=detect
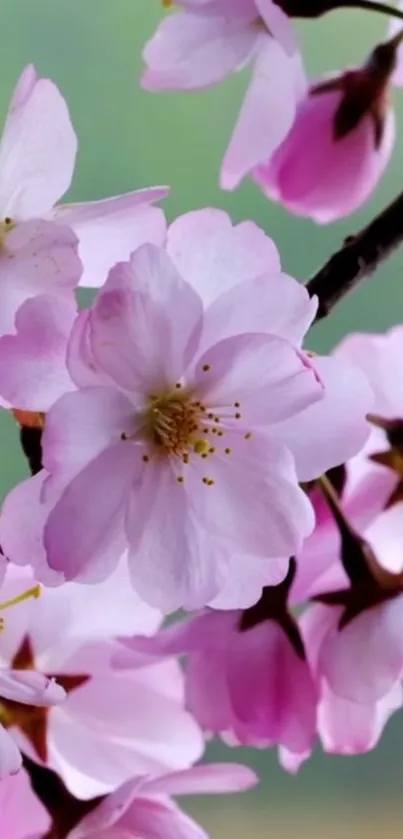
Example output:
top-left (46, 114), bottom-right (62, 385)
top-left (0, 585), bottom-right (41, 612)
top-left (193, 439), bottom-right (210, 455)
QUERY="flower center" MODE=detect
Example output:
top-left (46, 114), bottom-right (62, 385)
top-left (142, 390), bottom-right (210, 457)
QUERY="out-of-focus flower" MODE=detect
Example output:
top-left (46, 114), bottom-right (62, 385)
top-left (0, 768), bottom-right (51, 838)
top-left (117, 561), bottom-right (318, 766)
top-left (68, 763), bottom-right (258, 839)
top-left (0, 565), bottom-right (204, 798)
top-left (0, 210), bottom-right (373, 612)
top-left (254, 37), bottom-right (399, 222)
top-left (0, 64), bottom-right (168, 287)
top-left (142, 1), bottom-right (306, 189)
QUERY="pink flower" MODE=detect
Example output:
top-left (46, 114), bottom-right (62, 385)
top-left (142, 1), bottom-right (306, 189)
top-left (298, 602), bottom-right (403, 761)
top-left (0, 210), bottom-right (373, 611)
top-left (0, 768), bottom-right (50, 838)
top-left (117, 594), bottom-right (318, 763)
top-left (68, 763), bottom-right (258, 839)
top-left (254, 40), bottom-right (398, 222)
top-left (0, 565), bottom-right (204, 798)
top-left (0, 64), bottom-right (168, 287)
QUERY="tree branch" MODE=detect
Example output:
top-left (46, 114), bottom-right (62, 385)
top-left (306, 188), bottom-right (403, 321)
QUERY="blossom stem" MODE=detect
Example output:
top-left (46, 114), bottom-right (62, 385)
top-left (343, 0), bottom-right (403, 22)
top-left (306, 187), bottom-right (403, 321)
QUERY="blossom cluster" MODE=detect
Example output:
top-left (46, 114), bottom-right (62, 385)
top-left (2, 0), bottom-right (403, 834)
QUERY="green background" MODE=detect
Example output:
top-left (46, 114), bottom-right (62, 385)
top-left (1, 1), bottom-right (403, 836)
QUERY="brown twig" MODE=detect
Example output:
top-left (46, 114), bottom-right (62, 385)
top-left (306, 188), bottom-right (403, 321)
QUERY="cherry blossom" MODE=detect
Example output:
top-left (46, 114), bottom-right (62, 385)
top-left (254, 37), bottom-right (398, 221)
top-left (142, 1), bottom-right (306, 189)
top-left (0, 64), bottom-right (168, 288)
top-left (0, 566), bottom-right (203, 798)
top-left (68, 763), bottom-right (258, 839)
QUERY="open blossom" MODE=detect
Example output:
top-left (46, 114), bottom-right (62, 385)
top-left (0, 210), bottom-right (373, 611)
top-left (0, 64), bottom-right (168, 288)
top-left (0, 768), bottom-right (51, 838)
top-left (0, 565), bottom-right (203, 798)
top-left (142, 1), bottom-right (306, 189)
top-left (254, 38), bottom-right (398, 222)
top-left (69, 763), bottom-right (258, 839)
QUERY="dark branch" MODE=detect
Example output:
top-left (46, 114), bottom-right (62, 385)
top-left (23, 756), bottom-right (102, 838)
top-left (306, 188), bottom-right (403, 321)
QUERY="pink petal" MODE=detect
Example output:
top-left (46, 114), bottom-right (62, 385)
top-left (209, 554), bottom-right (288, 610)
top-left (201, 272), bottom-right (317, 352)
top-left (127, 460), bottom-right (227, 611)
top-left (336, 326), bottom-right (403, 418)
top-left (320, 597), bottom-right (403, 703)
top-left (227, 622), bottom-right (317, 752)
top-left (0, 472), bottom-right (63, 584)
top-left (0, 66), bottom-right (76, 217)
top-left (0, 669), bottom-right (65, 705)
top-left (0, 219), bottom-right (81, 336)
top-left (44, 443), bottom-right (135, 582)
top-left (0, 294), bottom-right (76, 411)
top-left (270, 354), bottom-right (374, 481)
top-left (67, 310), bottom-right (108, 389)
top-left (167, 208), bottom-right (280, 308)
top-left (144, 763), bottom-right (258, 796)
top-left (187, 431), bottom-right (314, 557)
top-left (0, 767), bottom-right (50, 833)
top-left (43, 386), bottom-right (136, 483)
top-left (142, 9), bottom-right (257, 90)
top-left (118, 797), bottom-right (209, 839)
top-left (319, 680), bottom-right (402, 756)
top-left (255, 0), bottom-right (297, 55)
top-left (89, 245), bottom-right (203, 394)
top-left (221, 37), bottom-right (303, 189)
top-left (54, 191), bottom-right (168, 289)
top-left (0, 725), bottom-right (22, 779)
top-left (192, 333), bottom-right (323, 424)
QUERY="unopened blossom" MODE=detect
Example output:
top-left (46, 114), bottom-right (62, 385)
top-left (142, 1), bottom-right (306, 189)
top-left (0, 64), bottom-right (168, 287)
top-left (117, 563), bottom-right (318, 764)
top-left (254, 37), bottom-right (399, 222)
top-left (0, 210), bottom-right (373, 611)
top-left (68, 763), bottom-right (258, 839)
top-left (0, 768), bottom-right (51, 838)
top-left (0, 565), bottom-right (203, 798)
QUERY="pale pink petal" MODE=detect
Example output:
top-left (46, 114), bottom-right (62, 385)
top-left (144, 763), bottom-right (258, 796)
top-left (0, 768), bottom-right (50, 834)
top-left (44, 443), bottom-right (135, 582)
top-left (0, 725), bottom-right (21, 779)
top-left (166, 209), bottom-right (280, 307)
top-left (89, 245), bottom-right (203, 393)
top-left (54, 193), bottom-right (168, 289)
top-left (67, 310), bottom-right (108, 389)
top-left (42, 386), bottom-right (136, 483)
top-left (319, 680), bottom-right (402, 755)
top-left (201, 272), bottom-right (317, 352)
top-left (0, 472), bottom-right (63, 583)
top-left (255, 0), bottom-right (297, 54)
top-left (0, 669), bottom-right (65, 705)
top-left (120, 797), bottom-right (209, 839)
top-left (127, 460), bottom-right (227, 611)
top-left (0, 67), bottom-right (76, 217)
top-left (142, 10), bottom-right (257, 90)
top-left (0, 219), bottom-right (81, 335)
top-left (270, 354), bottom-right (374, 481)
top-left (187, 432), bottom-right (314, 557)
top-left (278, 746), bottom-right (311, 773)
top-left (336, 326), bottom-right (403, 418)
top-left (192, 333), bottom-right (323, 424)
top-left (209, 554), bottom-right (288, 610)
top-left (320, 597), bottom-right (403, 703)
top-left (221, 37), bottom-right (303, 189)
top-left (365, 503), bottom-right (403, 574)
top-left (0, 294), bottom-right (76, 411)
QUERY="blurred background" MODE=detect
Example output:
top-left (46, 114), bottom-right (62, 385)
top-left (1, 1), bottom-right (403, 836)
